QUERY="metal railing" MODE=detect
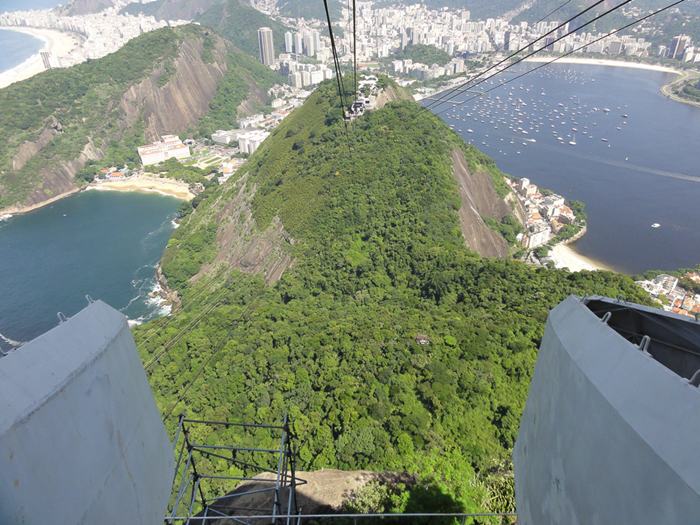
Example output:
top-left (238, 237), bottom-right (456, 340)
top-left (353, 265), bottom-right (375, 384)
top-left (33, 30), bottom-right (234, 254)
top-left (166, 511), bottom-right (517, 524)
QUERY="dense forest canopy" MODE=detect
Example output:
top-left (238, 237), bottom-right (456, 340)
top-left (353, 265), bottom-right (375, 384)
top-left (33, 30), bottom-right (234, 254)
top-left (138, 81), bottom-right (651, 515)
top-left (390, 44), bottom-right (452, 66)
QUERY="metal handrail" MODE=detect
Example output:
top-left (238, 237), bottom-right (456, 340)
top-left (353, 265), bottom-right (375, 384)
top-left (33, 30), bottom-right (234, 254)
top-left (166, 511), bottom-right (517, 522)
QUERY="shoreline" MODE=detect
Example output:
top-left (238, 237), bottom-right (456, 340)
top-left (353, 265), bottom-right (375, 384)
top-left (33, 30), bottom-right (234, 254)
top-left (523, 56), bottom-right (681, 75)
top-left (1, 187), bottom-right (82, 216)
top-left (549, 242), bottom-right (614, 272)
top-left (87, 175), bottom-right (195, 200)
top-left (0, 26), bottom-right (81, 89)
top-left (1, 176), bottom-right (193, 218)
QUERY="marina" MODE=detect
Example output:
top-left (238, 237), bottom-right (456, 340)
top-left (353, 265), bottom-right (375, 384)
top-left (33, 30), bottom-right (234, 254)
top-left (433, 63), bottom-right (700, 274)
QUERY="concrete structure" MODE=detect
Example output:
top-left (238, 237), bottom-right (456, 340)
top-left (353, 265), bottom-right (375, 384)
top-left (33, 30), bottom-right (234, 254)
top-left (212, 129), bottom-right (241, 145)
top-left (0, 300), bottom-right (173, 524)
top-left (137, 134), bottom-right (190, 166)
top-left (514, 296), bottom-right (700, 525)
top-left (238, 129), bottom-right (270, 155)
top-left (258, 27), bottom-right (275, 66)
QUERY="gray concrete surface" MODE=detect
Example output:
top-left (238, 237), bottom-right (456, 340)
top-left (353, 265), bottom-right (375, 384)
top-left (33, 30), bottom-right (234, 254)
top-left (514, 296), bottom-right (700, 524)
top-left (0, 300), bottom-right (173, 524)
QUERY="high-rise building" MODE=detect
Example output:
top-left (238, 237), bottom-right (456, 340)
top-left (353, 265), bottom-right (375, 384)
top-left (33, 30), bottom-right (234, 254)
top-left (284, 31), bottom-right (293, 54)
top-left (303, 31), bottom-right (316, 57)
top-left (294, 32), bottom-right (303, 55)
top-left (257, 27), bottom-right (275, 66)
top-left (669, 34), bottom-right (691, 59)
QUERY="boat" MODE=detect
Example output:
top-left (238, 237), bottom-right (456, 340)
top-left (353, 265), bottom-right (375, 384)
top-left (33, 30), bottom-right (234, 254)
top-left (601, 138), bottom-right (608, 142)
top-left (569, 132), bottom-right (577, 146)
top-left (651, 223), bottom-right (661, 229)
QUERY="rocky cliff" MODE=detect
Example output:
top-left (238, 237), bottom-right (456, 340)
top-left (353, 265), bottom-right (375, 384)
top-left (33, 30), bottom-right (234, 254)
top-left (0, 25), bottom-right (273, 213)
top-left (160, 80), bottom-right (520, 291)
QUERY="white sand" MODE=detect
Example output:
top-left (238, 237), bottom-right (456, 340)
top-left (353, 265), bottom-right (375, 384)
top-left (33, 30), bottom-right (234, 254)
top-left (524, 56), bottom-right (681, 75)
top-left (0, 26), bottom-right (81, 89)
top-left (550, 243), bottom-right (612, 272)
top-left (89, 175), bottom-right (195, 200)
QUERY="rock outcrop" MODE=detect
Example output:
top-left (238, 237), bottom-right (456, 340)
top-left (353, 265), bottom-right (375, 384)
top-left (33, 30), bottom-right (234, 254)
top-left (451, 148), bottom-right (516, 258)
top-left (0, 28), bottom-right (243, 213)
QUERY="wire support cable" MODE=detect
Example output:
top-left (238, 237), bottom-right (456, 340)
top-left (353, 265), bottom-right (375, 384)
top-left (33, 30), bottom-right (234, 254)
top-left (435, 0), bottom-right (686, 115)
top-left (425, 0), bottom-right (611, 110)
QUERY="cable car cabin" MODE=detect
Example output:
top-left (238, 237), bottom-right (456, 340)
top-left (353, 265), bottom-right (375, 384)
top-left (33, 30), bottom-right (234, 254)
top-left (345, 100), bottom-right (367, 121)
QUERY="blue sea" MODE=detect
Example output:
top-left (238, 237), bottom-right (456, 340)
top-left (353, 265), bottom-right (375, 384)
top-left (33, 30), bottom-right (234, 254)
top-left (0, 29), bottom-right (43, 74)
top-left (0, 191), bottom-right (180, 351)
top-left (434, 63), bottom-right (700, 274)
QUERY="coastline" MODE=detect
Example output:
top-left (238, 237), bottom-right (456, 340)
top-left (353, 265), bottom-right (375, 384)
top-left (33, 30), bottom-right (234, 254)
top-left (88, 175), bottom-right (195, 201)
top-left (523, 56), bottom-right (681, 75)
top-left (660, 69), bottom-right (700, 108)
top-left (0, 26), bottom-right (81, 89)
top-left (1, 187), bottom-right (82, 216)
top-left (549, 243), bottom-right (613, 272)
top-left (1, 175), bottom-right (193, 218)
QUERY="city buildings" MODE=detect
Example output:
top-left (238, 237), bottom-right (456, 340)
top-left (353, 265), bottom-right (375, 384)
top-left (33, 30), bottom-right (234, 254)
top-left (238, 129), bottom-right (270, 155)
top-left (137, 135), bottom-right (191, 166)
top-left (257, 26), bottom-right (275, 66)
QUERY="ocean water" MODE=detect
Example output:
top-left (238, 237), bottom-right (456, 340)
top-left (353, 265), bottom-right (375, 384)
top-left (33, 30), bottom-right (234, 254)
top-left (0, 28), bottom-right (43, 74)
top-left (434, 63), bottom-right (700, 274)
top-left (0, 191), bottom-right (180, 351)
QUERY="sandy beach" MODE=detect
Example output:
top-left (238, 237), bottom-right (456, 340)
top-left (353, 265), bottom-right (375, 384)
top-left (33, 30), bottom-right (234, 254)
top-left (524, 56), bottom-right (681, 75)
top-left (0, 26), bottom-right (81, 89)
top-left (550, 243), bottom-right (613, 272)
top-left (89, 175), bottom-right (195, 200)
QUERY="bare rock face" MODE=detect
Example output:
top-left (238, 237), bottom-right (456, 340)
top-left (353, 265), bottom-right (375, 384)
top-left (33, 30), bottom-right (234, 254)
top-left (197, 174), bottom-right (294, 285)
top-left (120, 36), bottom-right (229, 141)
top-left (58, 0), bottom-right (114, 16)
top-left (451, 148), bottom-right (514, 258)
top-left (1, 32), bottom-right (231, 213)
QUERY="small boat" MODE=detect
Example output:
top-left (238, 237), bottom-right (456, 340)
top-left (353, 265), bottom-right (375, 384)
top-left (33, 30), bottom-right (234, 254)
top-left (601, 138), bottom-right (608, 142)
top-left (651, 223), bottom-right (661, 229)
top-left (569, 132), bottom-right (577, 146)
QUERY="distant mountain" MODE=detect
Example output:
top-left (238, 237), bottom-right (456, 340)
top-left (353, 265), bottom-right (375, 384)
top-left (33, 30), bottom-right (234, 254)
top-left (0, 25), bottom-right (279, 212)
top-left (58, 0), bottom-right (115, 15)
top-left (122, 0), bottom-right (289, 56)
top-left (139, 77), bottom-right (650, 513)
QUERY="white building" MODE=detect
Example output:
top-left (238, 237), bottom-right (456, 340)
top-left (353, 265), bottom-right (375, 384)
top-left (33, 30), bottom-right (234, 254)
top-left (238, 130), bottom-right (270, 155)
top-left (137, 135), bottom-right (190, 166)
top-left (525, 222), bottom-right (552, 249)
top-left (257, 27), bottom-right (275, 66)
top-left (211, 130), bottom-right (240, 145)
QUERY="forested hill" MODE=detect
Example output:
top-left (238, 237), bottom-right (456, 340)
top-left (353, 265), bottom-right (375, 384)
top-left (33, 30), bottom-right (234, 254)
top-left (122, 0), bottom-right (289, 56)
top-left (137, 80), bottom-right (650, 513)
top-left (0, 25), bottom-right (278, 213)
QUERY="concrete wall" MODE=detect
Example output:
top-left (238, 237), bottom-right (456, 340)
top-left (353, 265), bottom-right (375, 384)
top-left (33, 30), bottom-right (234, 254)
top-left (514, 296), bottom-right (700, 525)
top-left (0, 300), bottom-right (173, 525)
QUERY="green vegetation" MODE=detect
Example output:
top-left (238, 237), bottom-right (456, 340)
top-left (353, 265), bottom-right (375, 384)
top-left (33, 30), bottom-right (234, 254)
top-left (485, 216), bottom-right (523, 246)
top-left (681, 77), bottom-right (700, 102)
top-left (138, 81), bottom-right (650, 514)
top-left (0, 23), bottom-right (283, 210)
top-left (196, 0), bottom-right (289, 56)
top-left (0, 26), bottom-right (192, 207)
top-left (390, 44), bottom-right (451, 66)
top-left (148, 158), bottom-right (210, 185)
top-left (195, 51), bottom-right (279, 137)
